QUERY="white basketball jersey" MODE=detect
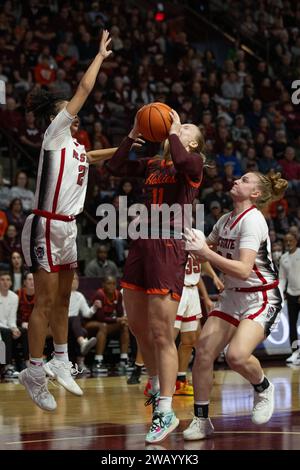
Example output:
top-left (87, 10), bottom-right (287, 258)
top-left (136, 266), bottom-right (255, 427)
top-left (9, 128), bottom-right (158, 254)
top-left (34, 108), bottom-right (89, 216)
top-left (208, 206), bottom-right (277, 289)
top-left (184, 255), bottom-right (201, 286)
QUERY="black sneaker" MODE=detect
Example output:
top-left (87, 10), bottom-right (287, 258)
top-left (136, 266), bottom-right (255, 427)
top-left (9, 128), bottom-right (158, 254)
top-left (127, 366), bottom-right (142, 384)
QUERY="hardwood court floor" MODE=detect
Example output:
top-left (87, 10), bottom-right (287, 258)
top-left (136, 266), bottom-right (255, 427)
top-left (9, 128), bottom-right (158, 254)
top-left (0, 366), bottom-right (300, 450)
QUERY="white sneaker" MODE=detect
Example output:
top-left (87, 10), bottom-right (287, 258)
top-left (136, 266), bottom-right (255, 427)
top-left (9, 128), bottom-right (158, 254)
top-left (286, 349), bottom-right (300, 363)
top-left (183, 417), bottom-right (214, 441)
top-left (19, 368), bottom-right (57, 411)
top-left (80, 337), bottom-right (97, 356)
top-left (44, 358), bottom-right (83, 396)
top-left (252, 382), bottom-right (274, 425)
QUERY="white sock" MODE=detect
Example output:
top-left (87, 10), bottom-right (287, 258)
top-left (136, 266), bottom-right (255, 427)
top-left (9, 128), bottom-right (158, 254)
top-left (158, 396), bottom-right (172, 413)
top-left (54, 343), bottom-right (69, 362)
top-left (120, 353), bottom-right (128, 362)
top-left (95, 354), bottom-right (103, 362)
top-left (29, 357), bottom-right (45, 375)
top-left (149, 375), bottom-right (160, 394)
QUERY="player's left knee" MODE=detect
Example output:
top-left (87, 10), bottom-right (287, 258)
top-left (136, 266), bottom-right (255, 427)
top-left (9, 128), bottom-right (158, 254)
top-left (226, 349), bottom-right (248, 369)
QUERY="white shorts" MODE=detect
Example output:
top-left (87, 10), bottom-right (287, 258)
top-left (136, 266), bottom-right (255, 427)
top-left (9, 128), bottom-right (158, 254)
top-left (21, 214), bottom-right (78, 273)
top-left (209, 286), bottom-right (283, 337)
top-left (174, 285), bottom-right (202, 333)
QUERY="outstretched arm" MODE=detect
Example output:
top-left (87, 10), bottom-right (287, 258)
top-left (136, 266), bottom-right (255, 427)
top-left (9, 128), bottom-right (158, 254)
top-left (66, 30), bottom-right (112, 117)
top-left (87, 147), bottom-right (118, 164)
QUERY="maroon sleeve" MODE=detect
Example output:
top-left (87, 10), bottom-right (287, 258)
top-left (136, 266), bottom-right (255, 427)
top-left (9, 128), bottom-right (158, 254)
top-left (105, 136), bottom-right (149, 177)
top-left (116, 290), bottom-right (124, 317)
top-left (169, 134), bottom-right (203, 179)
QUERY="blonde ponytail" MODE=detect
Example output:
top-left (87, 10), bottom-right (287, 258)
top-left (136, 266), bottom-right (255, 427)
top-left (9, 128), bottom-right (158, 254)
top-left (254, 171), bottom-right (288, 209)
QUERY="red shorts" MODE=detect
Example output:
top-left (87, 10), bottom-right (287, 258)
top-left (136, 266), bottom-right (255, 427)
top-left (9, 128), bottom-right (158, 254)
top-left (121, 238), bottom-right (187, 301)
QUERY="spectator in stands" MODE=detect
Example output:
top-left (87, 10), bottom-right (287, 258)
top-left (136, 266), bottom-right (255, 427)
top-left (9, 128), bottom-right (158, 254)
top-left (34, 54), bottom-right (56, 86)
top-left (17, 271), bottom-right (34, 331)
top-left (271, 241), bottom-right (283, 270)
top-left (6, 198), bottom-right (26, 238)
top-left (279, 147), bottom-right (300, 192)
top-left (258, 145), bottom-right (281, 174)
top-left (222, 161), bottom-right (237, 193)
top-left (19, 111), bottom-right (42, 161)
top-left (85, 276), bottom-right (129, 374)
top-left (92, 121), bottom-right (111, 149)
top-left (50, 68), bottom-right (72, 98)
top-left (0, 169), bottom-right (11, 211)
top-left (13, 52), bottom-right (33, 93)
top-left (0, 209), bottom-right (8, 240)
top-left (9, 251), bottom-right (26, 292)
top-left (0, 272), bottom-right (24, 378)
top-left (10, 171), bottom-right (34, 214)
top-left (200, 163), bottom-right (218, 197)
top-left (73, 118), bottom-right (92, 151)
top-left (0, 225), bottom-right (21, 269)
top-left (221, 72), bottom-right (243, 100)
top-left (272, 205), bottom-right (291, 239)
top-left (0, 97), bottom-right (22, 134)
top-left (279, 232), bottom-right (300, 365)
top-left (203, 178), bottom-right (232, 213)
top-left (67, 272), bottom-right (98, 365)
top-left (217, 142), bottom-right (242, 177)
top-left (204, 201), bottom-right (223, 235)
top-left (85, 245), bottom-right (119, 278)
top-left (231, 114), bottom-right (252, 143)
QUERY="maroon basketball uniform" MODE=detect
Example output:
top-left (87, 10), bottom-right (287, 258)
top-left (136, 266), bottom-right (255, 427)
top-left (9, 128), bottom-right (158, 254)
top-left (106, 134), bottom-right (203, 300)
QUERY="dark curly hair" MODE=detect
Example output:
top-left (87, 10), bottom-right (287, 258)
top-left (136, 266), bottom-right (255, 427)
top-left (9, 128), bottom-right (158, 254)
top-left (26, 88), bottom-right (69, 130)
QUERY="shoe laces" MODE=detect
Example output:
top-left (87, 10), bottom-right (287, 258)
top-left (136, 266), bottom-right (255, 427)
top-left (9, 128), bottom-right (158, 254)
top-left (189, 416), bottom-right (202, 430)
top-left (30, 375), bottom-right (52, 401)
top-left (54, 360), bottom-right (82, 376)
top-left (253, 390), bottom-right (270, 410)
top-left (144, 391), bottom-right (159, 409)
top-left (149, 411), bottom-right (165, 432)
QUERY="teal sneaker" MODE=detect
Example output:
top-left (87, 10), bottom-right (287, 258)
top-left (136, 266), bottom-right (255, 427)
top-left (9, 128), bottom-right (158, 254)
top-left (144, 391), bottom-right (160, 414)
top-left (145, 410), bottom-right (179, 444)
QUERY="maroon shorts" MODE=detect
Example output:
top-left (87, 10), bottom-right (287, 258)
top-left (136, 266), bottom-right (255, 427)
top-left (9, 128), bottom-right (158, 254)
top-left (121, 238), bottom-right (187, 301)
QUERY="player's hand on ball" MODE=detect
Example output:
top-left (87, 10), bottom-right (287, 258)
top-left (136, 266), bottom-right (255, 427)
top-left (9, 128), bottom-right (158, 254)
top-left (169, 109), bottom-right (181, 135)
top-left (131, 136), bottom-right (145, 151)
top-left (99, 29), bottom-right (112, 59)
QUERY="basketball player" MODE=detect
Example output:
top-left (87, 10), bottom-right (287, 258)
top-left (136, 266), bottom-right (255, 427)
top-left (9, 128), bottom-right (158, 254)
top-left (106, 109), bottom-right (204, 443)
top-left (18, 30), bottom-right (116, 411)
top-left (174, 257), bottom-right (224, 396)
top-left (183, 171), bottom-right (288, 440)
top-left (136, 258), bottom-right (223, 395)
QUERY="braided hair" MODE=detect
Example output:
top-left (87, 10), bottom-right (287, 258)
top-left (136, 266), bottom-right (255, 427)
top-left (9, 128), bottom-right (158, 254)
top-left (26, 89), bottom-right (68, 130)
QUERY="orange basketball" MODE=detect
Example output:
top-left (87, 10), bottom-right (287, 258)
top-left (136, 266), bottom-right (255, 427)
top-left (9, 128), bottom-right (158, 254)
top-left (137, 102), bottom-right (172, 142)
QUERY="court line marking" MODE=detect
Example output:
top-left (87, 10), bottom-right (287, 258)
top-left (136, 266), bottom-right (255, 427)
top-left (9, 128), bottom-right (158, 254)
top-left (6, 430), bottom-right (300, 445)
